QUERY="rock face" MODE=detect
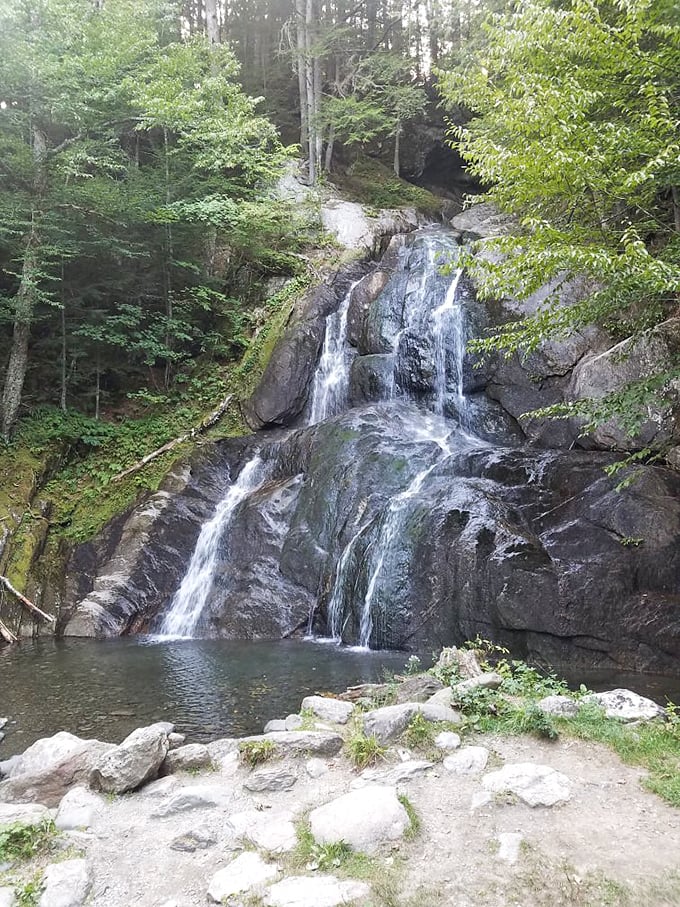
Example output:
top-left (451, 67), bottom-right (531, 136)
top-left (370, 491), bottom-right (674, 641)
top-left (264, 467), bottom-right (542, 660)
top-left (309, 785), bottom-right (410, 853)
top-left (53, 221), bottom-right (680, 678)
top-left (89, 724), bottom-right (169, 794)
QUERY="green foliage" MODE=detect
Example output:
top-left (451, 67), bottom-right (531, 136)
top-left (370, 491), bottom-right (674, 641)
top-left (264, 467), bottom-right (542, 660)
top-left (14, 874), bottom-right (43, 907)
top-left (563, 701), bottom-right (680, 808)
top-left (346, 731), bottom-right (387, 769)
top-left (404, 655), bottom-right (422, 676)
top-left (404, 712), bottom-right (435, 749)
top-left (0, 819), bottom-right (56, 864)
top-left (397, 793), bottom-right (421, 840)
top-left (238, 739), bottom-right (276, 767)
top-left (438, 0), bottom-right (680, 437)
top-left (307, 840), bottom-right (354, 872)
top-left (337, 158), bottom-right (441, 216)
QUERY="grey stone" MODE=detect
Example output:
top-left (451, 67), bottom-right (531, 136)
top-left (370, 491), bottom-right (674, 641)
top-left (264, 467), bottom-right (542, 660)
top-left (450, 203), bottom-right (515, 239)
top-left (482, 763), bottom-right (572, 807)
top-left (427, 688), bottom-right (454, 708)
top-left (0, 740), bottom-right (115, 808)
top-left (537, 695), bottom-right (581, 718)
top-left (453, 673), bottom-right (503, 695)
top-left (169, 827), bottom-right (217, 852)
top-left (264, 720), bottom-right (287, 733)
top-left (89, 724), bottom-right (169, 794)
top-left (582, 689), bottom-right (665, 722)
top-left (5, 733), bottom-right (87, 779)
top-left (284, 715), bottom-right (303, 731)
top-left (55, 787), bottom-right (103, 831)
top-left (0, 718), bottom-right (7, 731)
top-left (434, 731), bottom-right (461, 751)
top-left (226, 809), bottom-right (298, 854)
top-left (0, 803), bottom-right (51, 825)
top-left (167, 733), bottom-right (186, 750)
top-left (161, 743), bottom-right (212, 774)
top-left (497, 832), bottom-right (523, 865)
top-left (320, 200), bottom-right (373, 251)
top-left (38, 859), bottom-right (91, 907)
top-left (138, 776), bottom-right (178, 798)
top-left (0, 886), bottom-right (16, 907)
top-left (362, 702), bottom-right (462, 744)
top-left (238, 731), bottom-right (344, 757)
top-left (305, 758), bottom-right (329, 779)
top-left (301, 696), bottom-right (355, 725)
top-left (264, 875), bottom-right (371, 907)
top-left (353, 760), bottom-right (433, 788)
top-left (309, 785), bottom-right (409, 854)
top-left (151, 785), bottom-right (221, 817)
top-left (207, 852), bottom-right (280, 903)
top-left (244, 766), bottom-right (297, 792)
top-left (443, 746), bottom-right (489, 776)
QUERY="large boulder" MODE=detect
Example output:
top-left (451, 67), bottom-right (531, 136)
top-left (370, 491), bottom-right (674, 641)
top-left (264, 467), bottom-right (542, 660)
top-left (582, 689), bottom-right (665, 722)
top-left (0, 740), bottom-right (115, 808)
top-left (207, 853), bottom-right (280, 904)
top-left (309, 785), bottom-right (410, 854)
top-left (482, 763), bottom-right (572, 807)
top-left (39, 860), bottom-right (91, 907)
top-left (264, 875), bottom-right (371, 907)
top-left (89, 724), bottom-right (169, 794)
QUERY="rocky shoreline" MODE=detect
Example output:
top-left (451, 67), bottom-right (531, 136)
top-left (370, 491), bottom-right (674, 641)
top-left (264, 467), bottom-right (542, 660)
top-left (1, 649), bottom-right (679, 906)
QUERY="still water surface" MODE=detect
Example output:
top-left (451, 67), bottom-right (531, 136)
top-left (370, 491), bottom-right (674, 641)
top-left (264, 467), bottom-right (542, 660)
top-left (1, 638), bottom-right (678, 758)
top-left (0, 637), bottom-right (407, 756)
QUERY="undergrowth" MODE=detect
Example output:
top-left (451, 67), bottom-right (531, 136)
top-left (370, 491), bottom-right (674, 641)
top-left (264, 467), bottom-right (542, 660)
top-left (347, 731), bottom-right (387, 769)
top-left (0, 819), bottom-right (56, 863)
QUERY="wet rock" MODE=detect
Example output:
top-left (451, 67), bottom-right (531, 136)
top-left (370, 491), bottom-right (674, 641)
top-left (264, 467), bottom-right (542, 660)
top-left (300, 696), bottom-right (354, 724)
top-left (89, 724), bottom-right (169, 794)
top-left (310, 785), bottom-right (410, 854)
top-left (434, 732), bottom-right (461, 751)
top-left (207, 852), bottom-right (280, 903)
top-left (226, 809), bottom-right (297, 854)
top-left (244, 766), bottom-right (297, 792)
top-left (482, 763), bottom-right (572, 807)
top-left (582, 689), bottom-right (665, 722)
top-left (537, 696), bottom-right (581, 718)
top-left (238, 731), bottom-right (344, 758)
top-left (264, 875), bottom-right (371, 907)
top-left (443, 746), bottom-right (489, 776)
top-left (352, 760), bottom-right (433, 788)
top-left (39, 859), bottom-right (91, 907)
top-left (55, 787), bottom-right (103, 831)
top-left (169, 827), bottom-right (217, 852)
top-left (161, 744), bottom-right (212, 775)
top-left (0, 741), bottom-right (115, 808)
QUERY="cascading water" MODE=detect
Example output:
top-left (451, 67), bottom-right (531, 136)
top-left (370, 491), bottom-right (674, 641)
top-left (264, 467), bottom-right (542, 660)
top-left (158, 455), bottom-right (268, 638)
top-left (308, 281), bottom-right (359, 425)
top-left (431, 267), bottom-right (465, 418)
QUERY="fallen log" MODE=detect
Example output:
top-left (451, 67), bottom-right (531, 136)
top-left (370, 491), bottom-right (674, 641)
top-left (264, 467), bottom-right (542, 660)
top-left (111, 393), bottom-right (234, 484)
top-left (0, 575), bottom-right (55, 623)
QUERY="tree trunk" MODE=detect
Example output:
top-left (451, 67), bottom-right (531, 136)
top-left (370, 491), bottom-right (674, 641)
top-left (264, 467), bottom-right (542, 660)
top-left (296, 0), bottom-right (309, 159)
top-left (305, 0), bottom-right (317, 184)
top-left (672, 186), bottom-right (680, 234)
top-left (205, 0), bottom-right (219, 44)
top-left (324, 122), bottom-right (335, 172)
top-left (1, 126), bottom-right (47, 441)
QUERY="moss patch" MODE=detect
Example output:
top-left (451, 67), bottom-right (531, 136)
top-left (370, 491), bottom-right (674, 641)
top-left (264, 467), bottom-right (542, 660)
top-left (332, 157), bottom-right (442, 219)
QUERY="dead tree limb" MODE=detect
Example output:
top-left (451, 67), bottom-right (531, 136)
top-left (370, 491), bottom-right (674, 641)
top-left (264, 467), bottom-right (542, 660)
top-left (0, 615), bottom-right (17, 644)
top-left (111, 393), bottom-right (234, 484)
top-left (0, 575), bottom-right (55, 623)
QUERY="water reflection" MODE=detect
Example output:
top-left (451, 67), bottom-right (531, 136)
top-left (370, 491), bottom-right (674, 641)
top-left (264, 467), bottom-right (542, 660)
top-left (0, 637), bottom-right (407, 756)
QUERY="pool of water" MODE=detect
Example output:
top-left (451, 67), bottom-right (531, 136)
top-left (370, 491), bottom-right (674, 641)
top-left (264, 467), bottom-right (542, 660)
top-left (0, 637), bottom-right (408, 757)
top-left (1, 638), bottom-right (678, 759)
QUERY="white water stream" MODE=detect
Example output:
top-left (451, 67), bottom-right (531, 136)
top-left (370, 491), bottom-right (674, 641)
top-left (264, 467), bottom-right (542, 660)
top-left (308, 281), bottom-right (359, 425)
top-left (158, 455), bottom-right (268, 638)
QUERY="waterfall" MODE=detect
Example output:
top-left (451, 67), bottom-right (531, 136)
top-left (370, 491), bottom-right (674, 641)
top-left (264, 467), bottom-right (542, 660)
top-left (158, 455), bottom-right (268, 638)
top-left (432, 268), bottom-right (465, 418)
top-left (308, 281), bottom-right (359, 425)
